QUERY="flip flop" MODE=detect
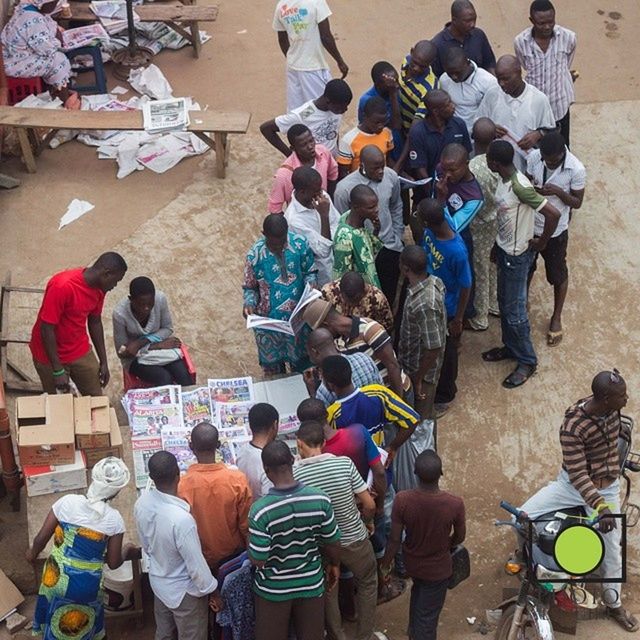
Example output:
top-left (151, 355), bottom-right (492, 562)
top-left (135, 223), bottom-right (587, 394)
top-left (607, 607), bottom-right (640, 632)
top-left (377, 576), bottom-right (405, 604)
top-left (482, 347), bottom-right (514, 362)
top-left (502, 364), bottom-right (537, 389)
top-left (547, 330), bottom-right (563, 347)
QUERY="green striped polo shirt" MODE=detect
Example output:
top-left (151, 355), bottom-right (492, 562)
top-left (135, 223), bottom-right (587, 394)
top-left (249, 483), bottom-right (340, 601)
top-left (294, 454), bottom-right (369, 545)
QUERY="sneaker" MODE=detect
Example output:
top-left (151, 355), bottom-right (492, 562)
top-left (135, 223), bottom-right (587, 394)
top-left (434, 403), bottom-right (450, 418)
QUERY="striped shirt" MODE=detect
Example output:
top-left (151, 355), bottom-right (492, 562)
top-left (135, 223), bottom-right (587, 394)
top-left (514, 26), bottom-right (576, 122)
top-left (249, 483), bottom-right (340, 601)
top-left (398, 276), bottom-right (446, 383)
top-left (335, 316), bottom-right (410, 392)
top-left (560, 398), bottom-right (623, 509)
top-left (294, 454), bottom-right (369, 545)
top-left (327, 383), bottom-right (420, 446)
top-left (316, 351), bottom-right (382, 407)
top-left (398, 55), bottom-right (438, 133)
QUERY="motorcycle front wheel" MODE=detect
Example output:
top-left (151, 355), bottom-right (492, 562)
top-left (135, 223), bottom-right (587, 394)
top-left (495, 604), bottom-right (553, 640)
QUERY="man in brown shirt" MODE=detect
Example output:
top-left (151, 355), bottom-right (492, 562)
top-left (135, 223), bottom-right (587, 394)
top-left (178, 423), bottom-right (252, 572)
top-left (520, 370), bottom-right (638, 632)
top-left (380, 450), bottom-right (465, 639)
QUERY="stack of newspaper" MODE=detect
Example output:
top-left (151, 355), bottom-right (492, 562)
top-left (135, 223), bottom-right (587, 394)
top-left (61, 23), bottom-right (109, 50)
top-left (90, 0), bottom-right (140, 34)
top-left (142, 97), bottom-right (190, 133)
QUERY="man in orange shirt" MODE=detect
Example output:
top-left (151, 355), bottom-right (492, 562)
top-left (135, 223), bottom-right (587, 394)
top-left (178, 423), bottom-right (252, 572)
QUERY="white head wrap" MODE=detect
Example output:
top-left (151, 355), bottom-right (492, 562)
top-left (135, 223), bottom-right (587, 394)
top-left (86, 457), bottom-right (130, 516)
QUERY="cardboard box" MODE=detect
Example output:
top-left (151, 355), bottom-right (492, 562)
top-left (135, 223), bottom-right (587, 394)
top-left (0, 569), bottom-right (24, 622)
top-left (83, 409), bottom-right (124, 469)
top-left (74, 396), bottom-right (111, 449)
top-left (23, 450), bottom-right (87, 497)
top-left (17, 394), bottom-right (75, 466)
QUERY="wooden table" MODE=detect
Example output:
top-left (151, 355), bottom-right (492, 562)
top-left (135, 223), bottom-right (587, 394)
top-left (26, 426), bottom-right (145, 628)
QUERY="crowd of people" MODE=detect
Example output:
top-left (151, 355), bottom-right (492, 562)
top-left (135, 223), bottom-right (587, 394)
top-left (23, 0), bottom-right (639, 638)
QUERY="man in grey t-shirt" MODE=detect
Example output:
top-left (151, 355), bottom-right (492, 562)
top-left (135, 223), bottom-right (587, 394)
top-left (236, 403), bottom-right (279, 502)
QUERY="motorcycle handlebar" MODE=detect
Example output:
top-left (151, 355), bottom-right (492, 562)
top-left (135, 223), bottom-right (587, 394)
top-left (500, 500), bottom-right (525, 518)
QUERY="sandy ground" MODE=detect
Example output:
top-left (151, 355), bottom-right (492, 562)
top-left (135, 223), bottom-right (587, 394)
top-left (2, 0), bottom-right (640, 638)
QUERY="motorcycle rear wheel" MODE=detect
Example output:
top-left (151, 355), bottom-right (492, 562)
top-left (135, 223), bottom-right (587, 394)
top-left (495, 604), bottom-right (547, 639)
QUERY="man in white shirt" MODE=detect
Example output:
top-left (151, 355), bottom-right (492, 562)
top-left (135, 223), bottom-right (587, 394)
top-left (439, 47), bottom-right (497, 135)
top-left (526, 131), bottom-right (585, 346)
top-left (260, 79), bottom-right (353, 158)
top-left (273, 0), bottom-right (348, 111)
top-left (285, 166), bottom-right (340, 285)
top-left (477, 55), bottom-right (555, 171)
top-left (236, 403), bottom-right (279, 502)
top-left (135, 451), bottom-right (222, 640)
top-left (514, 0), bottom-right (576, 146)
top-left (481, 140), bottom-right (559, 389)
top-left (334, 145), bottom-right (404, 305)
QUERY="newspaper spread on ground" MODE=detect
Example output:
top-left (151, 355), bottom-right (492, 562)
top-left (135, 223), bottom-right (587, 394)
top-left (132, 435), bottom-right (162, 488)
top-left (161, 427), bottom-right (197, 472)
top-left (246, 284), bottom-right (321, 336)
top-left (61, 23), bottom-right (109, 50)
top-left (208, 377), bottom-right (254, 406)
top-left (253, 374), bottom-right (308, 435)
top-left (142, 98), bottom-right (190, 133)
top-left (182, 387), bottom-right (214, 429)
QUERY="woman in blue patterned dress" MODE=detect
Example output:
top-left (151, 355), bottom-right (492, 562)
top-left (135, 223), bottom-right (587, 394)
top-left (26, 458), bottom-right (137, 640)
top-left (242, 214), bottom-right (318, 375)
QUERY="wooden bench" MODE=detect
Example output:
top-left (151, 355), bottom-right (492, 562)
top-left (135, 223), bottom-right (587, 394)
top-left (67, 2), bottom-right (219, 58)
top-left (0, 105), bottom-right (251, 178)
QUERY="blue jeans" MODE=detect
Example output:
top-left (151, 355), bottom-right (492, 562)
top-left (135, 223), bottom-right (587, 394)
top-left (496, 247), bottom-right (537, 367)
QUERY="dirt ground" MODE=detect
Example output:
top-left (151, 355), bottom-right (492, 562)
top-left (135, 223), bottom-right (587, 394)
top-left (2, 0), bottom-right (640, 638)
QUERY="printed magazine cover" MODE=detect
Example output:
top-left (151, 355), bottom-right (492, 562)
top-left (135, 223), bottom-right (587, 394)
top-left (182, 387), bottom-right (214, 429)
top-left (208, 377), bottom-right (254, 405)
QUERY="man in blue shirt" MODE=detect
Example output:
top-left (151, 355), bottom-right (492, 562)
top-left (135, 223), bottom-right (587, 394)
top-left (418, 199), bottom-right (471, 413)
top-left (431, 0), bottom-right (496, 77)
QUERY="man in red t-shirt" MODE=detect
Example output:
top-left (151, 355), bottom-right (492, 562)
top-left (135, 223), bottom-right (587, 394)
top-left (30, 252), bottom-right (128, 396)
top-left (381, 450), bottom-right (465, 640)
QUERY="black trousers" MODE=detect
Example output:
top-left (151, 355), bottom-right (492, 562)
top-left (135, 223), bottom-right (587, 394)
top-left (435, 334), bottom-right (458, 404)
top-left (375, 246), bottom-right (401, 308)
top-left (130, 358), bottom-right (193, 386)
top-left (409, 577), bottom-right (449, 640)
top-left (557, 108), bottom-right (570, 148)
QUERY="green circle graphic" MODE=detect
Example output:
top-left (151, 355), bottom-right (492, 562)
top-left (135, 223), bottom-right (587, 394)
top-left (553, 524), bottom-right (605, 576)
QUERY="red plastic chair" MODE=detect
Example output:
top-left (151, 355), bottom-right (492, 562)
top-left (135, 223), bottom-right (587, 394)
top-left (122, 344), bottom-right (197, 392)
top-left (6, 76), bottom-right (43, 106)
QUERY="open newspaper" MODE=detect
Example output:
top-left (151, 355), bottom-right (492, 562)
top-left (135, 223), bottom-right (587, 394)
top-left (246, 284), bottom-right (321, 336)
top-left (142, 98), bottom-right (190, 134)
top-left (90, 0), bottom-right (140, 34)
top-left (253, 374), bottom-right (308, 435)
top-left (61, 24), bottom-right (109, 50)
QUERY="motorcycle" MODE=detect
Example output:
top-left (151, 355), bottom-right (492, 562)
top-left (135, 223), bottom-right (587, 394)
top-left (494, 415), bottom-right (640, 640)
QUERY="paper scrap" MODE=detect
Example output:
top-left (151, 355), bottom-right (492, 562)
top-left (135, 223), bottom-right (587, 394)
top-left (59, 200), bottom-right (95, 229)
top-left (237, 29), bottom-right (247, 34)
top-left (111, 85), bottom-right (129, 95)
top-left (129, 64), bottom-right (173, 100)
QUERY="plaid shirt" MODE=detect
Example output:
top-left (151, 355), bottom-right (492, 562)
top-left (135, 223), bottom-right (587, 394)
top-left (316, 352), bottom-right (383, 406)
top-left (398, 276), bottom-right (446, 384)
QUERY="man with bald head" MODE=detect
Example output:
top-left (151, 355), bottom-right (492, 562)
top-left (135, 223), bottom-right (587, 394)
top-left (397, 245), bottom-right (446, 421)
top-left (477, 54), bottom-right (555, 170)
top-left (334, 145), bottom-right (404, 304)
top-left (520, 371), bottom-right (638, 632)
top-left (332, 184), bottom-right (383, 287)
top-left (439, 46), bottom-right (497, 134)
top-left (178, 422), bottom-right (252, 571)
top-left (431, 0), bottom-right (496, 76)
top-left (467, 117), bottom-right (499, 330)
top-left (305, 326), bottom-right (382, 405)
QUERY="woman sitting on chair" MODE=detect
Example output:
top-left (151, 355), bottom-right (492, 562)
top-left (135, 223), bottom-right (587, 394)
top-left (113, 276), bottom-right (193, 386)
top-left (0, 0), bottom-right (79, 108)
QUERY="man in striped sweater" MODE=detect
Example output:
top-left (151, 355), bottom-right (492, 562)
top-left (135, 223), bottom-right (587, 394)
top-left (520, 370), bottom-right (638, 632)
top-left (249, 441), bottom-right (342, 640)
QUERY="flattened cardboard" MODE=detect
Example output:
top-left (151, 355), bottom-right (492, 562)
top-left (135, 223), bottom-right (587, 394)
top-left (17, 395), bottom-right (75, 466)
top-left (83, 410), bottom-right (124, 468)
top-left (74, 396), bottom-right (111, 449)
top-left (0, 569), bottom-right (25, 621)
top-left (23, 450), bottom-right (88, 497)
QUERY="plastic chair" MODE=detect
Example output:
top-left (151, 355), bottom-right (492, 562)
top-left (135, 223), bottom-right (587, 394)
top-left (6, 76), bottom-right (43, 106)
top-left (122, 344), bottom-right (197, 392)
top-left (65, 45), bottom-right (107, 94)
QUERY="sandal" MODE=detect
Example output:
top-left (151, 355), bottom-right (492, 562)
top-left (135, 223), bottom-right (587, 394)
top-left (607, 607), bottom-right (640, 632)
top-left (502, 364), bottom-right (536, 388)
top-left (547, 330), bottom-right (563, 347)
top-left (377, 575), bottom-right (405, 604)
top-left (464, 319), bottom-right (488, 332)
top-left (482, 347), bottom-right (514, 362)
